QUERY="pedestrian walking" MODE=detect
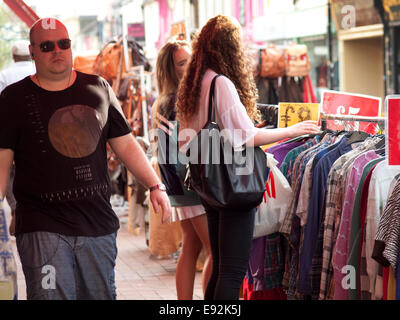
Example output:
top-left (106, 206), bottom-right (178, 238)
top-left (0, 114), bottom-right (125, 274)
top-left (0, 39), bottom-right (36, 236)
top-left (0, 17), bottom-right (171, 300)
top-left (151, 39), bottom-right (212, 299)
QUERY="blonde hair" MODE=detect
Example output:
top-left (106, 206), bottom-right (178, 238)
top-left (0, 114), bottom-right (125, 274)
top-left (152, 40), bottom-right (190, 128)
top-left (176, 15), bottom-right (259, 123)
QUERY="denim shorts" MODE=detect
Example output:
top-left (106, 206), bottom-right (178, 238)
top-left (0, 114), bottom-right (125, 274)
top-left (16, 231), bottom-right (117, 300)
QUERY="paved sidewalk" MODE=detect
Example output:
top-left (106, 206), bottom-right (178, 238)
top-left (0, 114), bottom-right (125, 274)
top-left (11, 221), bottom-right (204, 300)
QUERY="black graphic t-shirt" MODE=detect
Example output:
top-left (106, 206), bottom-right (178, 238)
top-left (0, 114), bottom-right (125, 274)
top-left (0, 71), bottom-right (132, 236)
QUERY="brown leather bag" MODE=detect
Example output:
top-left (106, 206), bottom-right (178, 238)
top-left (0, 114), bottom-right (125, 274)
top-left (260, 46), bottom-right (285, 79)
top-left (284, 44), bottom-right (311, 77)
top-left (93, 40), bottom-right (125, 82)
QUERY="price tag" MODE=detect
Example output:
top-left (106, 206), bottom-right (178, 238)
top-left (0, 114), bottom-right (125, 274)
top-left (278, 103), bottom-right (320, 128)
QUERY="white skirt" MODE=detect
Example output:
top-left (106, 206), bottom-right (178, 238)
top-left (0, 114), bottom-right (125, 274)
top-left (171, 204), bottom-right (206, 222)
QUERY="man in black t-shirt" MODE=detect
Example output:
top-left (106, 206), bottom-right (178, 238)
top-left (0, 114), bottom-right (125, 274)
top-left (0, 18), bottom-right (171, 300)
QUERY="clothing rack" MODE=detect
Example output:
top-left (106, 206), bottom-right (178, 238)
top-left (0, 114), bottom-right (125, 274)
top-left (125, 65), bottom-right (151, 143)
top-left (257, 104), bottom-right (279, 128)
top-left (257, 103), bottom-right (279, 108)
top-left (320, 112), bottom-right (386, 131)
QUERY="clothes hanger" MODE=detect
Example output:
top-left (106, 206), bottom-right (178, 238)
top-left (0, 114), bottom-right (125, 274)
top-left (345, 120), bottom-right (370, 145)
top-left (374, 135), bottom-right (385, 150)
top-left (280, 133), bottom-right (318, 145)
top-left (375, 147), bottom-right (386, 156)
top-left (346, 131), bottom-right (370, 145)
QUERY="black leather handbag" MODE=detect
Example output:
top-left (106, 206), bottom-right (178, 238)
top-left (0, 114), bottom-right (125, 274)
top-left (187, 75), bottom-right (267, 211)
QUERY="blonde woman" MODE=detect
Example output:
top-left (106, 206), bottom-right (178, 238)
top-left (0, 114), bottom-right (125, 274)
top-left (151, 40), bottom-right (211, 300)
top-left (176, 15), bottom-right (320, 300)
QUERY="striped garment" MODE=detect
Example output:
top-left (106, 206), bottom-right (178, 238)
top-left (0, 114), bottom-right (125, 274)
top-left (374, 178), bottom-right (400, 270)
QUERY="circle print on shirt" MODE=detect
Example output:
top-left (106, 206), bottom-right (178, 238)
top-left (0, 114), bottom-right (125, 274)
top-left (48, 105), bottom-right (106, 158)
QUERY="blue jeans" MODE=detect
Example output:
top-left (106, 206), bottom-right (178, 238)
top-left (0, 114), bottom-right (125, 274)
top-left (16, 231), bottom-right (117, 300)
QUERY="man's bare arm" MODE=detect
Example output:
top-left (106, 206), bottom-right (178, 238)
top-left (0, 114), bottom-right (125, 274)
top-left (0, 148), bottom-right (13, 200)
top-left (108, 134), bottom-right (171, 223)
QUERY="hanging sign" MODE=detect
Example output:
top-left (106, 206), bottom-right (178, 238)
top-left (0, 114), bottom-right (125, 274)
top-left (171, 21), bottom-right (186, 40)
top-left (383, 0), bottom-right (400, 22)
top-left (128, 23), bottom-right (145, 42)
top-left (278, 103), bottom-right (320, 128)
top-left (321, 90), bottom-right (381, 134)
top-left (386, 96), bottom-right (400, 166)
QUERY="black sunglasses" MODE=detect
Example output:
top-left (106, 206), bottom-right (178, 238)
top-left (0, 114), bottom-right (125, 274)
top-left (37, 39), bottom-right (71, 52)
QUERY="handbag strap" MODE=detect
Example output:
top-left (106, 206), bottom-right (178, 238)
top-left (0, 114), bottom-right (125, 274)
top-left (208, 74), bottom-right (223, 122)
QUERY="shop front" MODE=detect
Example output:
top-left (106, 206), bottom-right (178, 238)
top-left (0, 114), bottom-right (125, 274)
top-left (330, 0), bottom-right (385, 101)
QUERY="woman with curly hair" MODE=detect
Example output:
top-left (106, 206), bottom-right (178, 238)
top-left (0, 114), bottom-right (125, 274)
top-left (176, 15), bottom-right (320, 300)
top-left (151, 39), bottom-right (212, 300)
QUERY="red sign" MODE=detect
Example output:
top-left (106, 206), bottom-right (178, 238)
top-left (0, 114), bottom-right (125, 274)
top-left (387, 97), bottom-right (400, 166)
top-left (321, 90), bottom-right (381, 134)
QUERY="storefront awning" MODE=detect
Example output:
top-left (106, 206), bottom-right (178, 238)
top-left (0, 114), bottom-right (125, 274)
top-left (3, 0), bottom-right (39, 27)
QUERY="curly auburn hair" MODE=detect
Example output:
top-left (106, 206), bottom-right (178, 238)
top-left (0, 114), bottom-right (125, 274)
top-left (176, 15), bottom-right (259, 123)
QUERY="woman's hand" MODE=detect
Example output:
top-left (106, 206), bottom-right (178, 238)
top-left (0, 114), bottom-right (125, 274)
top-left (287, 120), bottom-right (321, 138)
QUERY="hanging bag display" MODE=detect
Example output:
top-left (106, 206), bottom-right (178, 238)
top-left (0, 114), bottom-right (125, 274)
top-left (253, 153), bottom-right (293, 238)
top-left (186, 75), bottom-right (267, 211)
top-left (303, 74), bottom-right (317, 103)
top-left (284, 44), bottom-right (311, 77)
top-left (260, 46), bottom-right (286, 79)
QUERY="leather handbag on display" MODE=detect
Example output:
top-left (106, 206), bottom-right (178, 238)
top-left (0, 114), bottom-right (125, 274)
top-left (260, 46), bottom-right (286, 79)
top-left (284, 44), bottom-right (311, 77)
top-left (186, 75), bottom-right (268, 211)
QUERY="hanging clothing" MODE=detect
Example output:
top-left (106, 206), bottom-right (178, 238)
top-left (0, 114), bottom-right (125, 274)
top-left (373, 177), bottom-right (400, 270)
top-left (0, 200), bottom-right (17, 300)
top-left (297, 135), bottom-right (355, 297)
top-left (365, 166), bottom-right (400, 299)
top-left (279, 76), bottom-right (303, 103)
top-left (319, 137), bottom-right (380, 299)
top-left (346, 158), bottom-right (385, 300)
top-left (332, 150), bottom-right (382, 300)
top-left (357, 163), bottom-right (378, 300)
top-left (262, 130), bottom-right (391, 300)
top-left (244, 138), bottom-right (303, 300)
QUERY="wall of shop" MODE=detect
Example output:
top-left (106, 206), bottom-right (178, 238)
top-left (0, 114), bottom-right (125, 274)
top-left (330, 0), bottom-right (385, 101)
top-left (338, 25), bottom-right (384, 100)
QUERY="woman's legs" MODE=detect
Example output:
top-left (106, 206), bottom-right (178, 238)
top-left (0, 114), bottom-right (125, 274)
top-left (176, 218), bottom-right (202, 300)
top-left (190, 214), bottom-right (212, 296)
top-left (205, 208), bottom-right (256, 300)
